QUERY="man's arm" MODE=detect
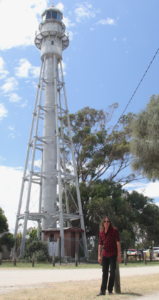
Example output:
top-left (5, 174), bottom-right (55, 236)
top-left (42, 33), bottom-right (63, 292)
top-left (117, 241), bottom-right (122, 263)
top-left (98, 245), bottom-right (102, 264)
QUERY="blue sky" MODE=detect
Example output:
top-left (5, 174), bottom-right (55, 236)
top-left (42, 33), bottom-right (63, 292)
top-left (0, 0), bottom-right (159, 232)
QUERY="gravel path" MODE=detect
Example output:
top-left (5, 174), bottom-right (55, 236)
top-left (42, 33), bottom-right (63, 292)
top-left (1, 266), bottom-right (159, 287)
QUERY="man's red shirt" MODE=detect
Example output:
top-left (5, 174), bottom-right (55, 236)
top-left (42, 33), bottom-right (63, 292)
top-left (99, 227), bottom-right (120, 258)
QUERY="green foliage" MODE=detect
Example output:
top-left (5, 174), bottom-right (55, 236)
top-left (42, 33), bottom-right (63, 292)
top-left (130, 94), bottom-right (159, 180)
top-left (23, 241), bottom-right (50, 262)
top-left (0, 207), bottom-right (15, 252)
top-left (120, 230), bottom-right (133, 250)
top-left (64, 179), bottom-right (158, 249)
top-left (36, 250), bottom-right (49, 262)
top-left (0, 207), bottom-right (8, 233)
top-left (141, 204), bottom-right (159, 247)
top-left (16, 232), bottom-right (22, 248)
top-left (63, 106), bottom-right (136, 185)
top-left (27, 227), bottom-right (38, 240)
top-left (80, 180), bottom-right (135, 248)
top-left (0, 233), bottom-right (15, 252)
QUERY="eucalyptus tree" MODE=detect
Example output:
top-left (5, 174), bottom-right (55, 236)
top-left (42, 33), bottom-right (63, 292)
top-left (80, 181), bottom-right (158, 247)
top-left (130, 94), bottom-right (159, 180)
top-left (63, 105), bottom-right (136, 186)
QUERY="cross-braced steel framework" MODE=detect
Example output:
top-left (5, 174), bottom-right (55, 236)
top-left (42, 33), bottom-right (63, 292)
top-left (14, 58), bottom-right (88, 257)
top-left (14, 6), bottom-right (88, 258)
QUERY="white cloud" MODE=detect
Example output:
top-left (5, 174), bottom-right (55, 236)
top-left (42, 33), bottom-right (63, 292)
top-left (9, 133), bottom-right (15, 139)
top-left (124, 182), bottom-right (145, 189)
top-left (15, 58), bottom-right (40, 78)
top-left (90, 27), bottom-right (95, 31)
top-left (123, 38), bottom-right (127, 42)
top-left (15, 59), bottom-right (31, 78)
top-left (32, 81), bottom-right (37, 88)
top-left (56, 2), bottom-right (64, 12)
top-left (63, 17), bottom-right (75, 28)
top-left (135, 182), bottom-right (159, 198)
top-left (125, 181), bottom-right (159, 199)
top-left (75, 4), bottom-right (96, 22)
top-left (0, 0), bottom-right (48, 50)
top-left (21, 100), bottom-right (28, 108)
top-left (58, 61), bottom-right (67, 76)
top-left (0, 103), bottom-right (8, 120)
top-left (0, 77), bottom-right (18, 93)
top-left (0, 166), bottom-right (23, 232)
top-left (113, 37), bottom-right (117, 41)
top-left (0, 165), bottom-right (41, 232)
top-left (8, 126), bottom-right (14, 131)
top-left (9, 93), bottom-right (21, 103)
top-left (96, 8), bottom-right (101, 14)
top-left (0, 156), bottom-right (6, 161)
top-left (68, 31), bottom-right (74, 41)
top-left (97, 18), bottom-right (116, 25)
top-left (62, 61), bottom-right (67, 75)
top-left (34, 159), bottom-right (42, 168)
top-left (30, 66), bottom-right (40, 78)
top-left (87, 4), bottom-right (92, 9)
top-left (0, 57), bottom-right (9, 79)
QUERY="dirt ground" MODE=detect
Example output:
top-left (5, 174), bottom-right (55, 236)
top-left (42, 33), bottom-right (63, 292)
top-left (0, 274), bottom-right (159, 300)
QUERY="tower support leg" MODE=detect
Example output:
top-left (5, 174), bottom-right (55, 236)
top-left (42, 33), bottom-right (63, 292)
top-left (21, 57), bottom-right (46, 255)
top-left (37, 182), bottom-right (42, 240)
top-left (54, 55), bottom-right (64, 257)
top-left (14, 62), bottom-right (44, 242)
top-left (57, 65), bottom-right (70, 228)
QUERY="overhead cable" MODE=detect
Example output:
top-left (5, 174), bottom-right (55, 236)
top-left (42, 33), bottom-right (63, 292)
top-left (113, 47), bottom-right (159, 131)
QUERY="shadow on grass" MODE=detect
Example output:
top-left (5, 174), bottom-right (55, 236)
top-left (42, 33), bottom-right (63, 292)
top-left (120, 292), bottom-right (142, 296)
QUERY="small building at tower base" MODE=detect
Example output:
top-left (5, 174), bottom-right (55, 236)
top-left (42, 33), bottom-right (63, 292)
top-left (42, 227), bottom-right (84, 259)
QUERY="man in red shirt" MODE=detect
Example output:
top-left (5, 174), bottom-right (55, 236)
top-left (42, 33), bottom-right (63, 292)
top-left (97, 216), bottom-right (122, 296)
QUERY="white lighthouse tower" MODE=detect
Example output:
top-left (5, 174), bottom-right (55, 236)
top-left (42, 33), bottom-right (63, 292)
top-left (14, 5), bottom-right (88, 257)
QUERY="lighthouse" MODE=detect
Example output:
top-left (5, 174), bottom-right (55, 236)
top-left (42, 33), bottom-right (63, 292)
top-left (14, 5), bottom-right (88, 258)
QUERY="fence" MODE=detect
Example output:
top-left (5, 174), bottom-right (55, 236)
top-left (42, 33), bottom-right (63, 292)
top-left (2, 236), bottom-right (158, 264)
top-left (0, 236), bottom-right (141, 263)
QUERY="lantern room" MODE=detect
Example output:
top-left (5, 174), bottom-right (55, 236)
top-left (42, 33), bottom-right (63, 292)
top-left (42, 5), bottom-right (63, 22)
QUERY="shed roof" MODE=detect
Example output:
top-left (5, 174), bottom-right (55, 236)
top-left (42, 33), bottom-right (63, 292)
top-left (42, 227), bottom-right (84, 233)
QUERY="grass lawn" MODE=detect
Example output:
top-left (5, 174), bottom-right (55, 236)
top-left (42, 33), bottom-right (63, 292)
top-left (0, 260), bottom-right (159, 269)
top-left (1, 274), bottom-right (159, 299)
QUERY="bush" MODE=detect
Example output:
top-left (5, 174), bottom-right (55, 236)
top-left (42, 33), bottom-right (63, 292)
top-left (36, 250), bottom-right (49, 262)
top-left (23, 241), bottom-right (50, 262)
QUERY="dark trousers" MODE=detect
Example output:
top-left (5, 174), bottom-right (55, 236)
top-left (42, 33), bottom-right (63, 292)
top-left (101, 255), bottom-right (117, 293)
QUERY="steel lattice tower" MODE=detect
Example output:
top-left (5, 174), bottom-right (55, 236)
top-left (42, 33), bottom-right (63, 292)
top-left (14, 5), bottom-right (88, 257)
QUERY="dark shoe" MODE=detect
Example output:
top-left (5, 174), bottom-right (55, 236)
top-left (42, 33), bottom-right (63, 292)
top-left (96, 290), bottom-right (105, 296)
top-left (109, 292), bottom-right (113, 295)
